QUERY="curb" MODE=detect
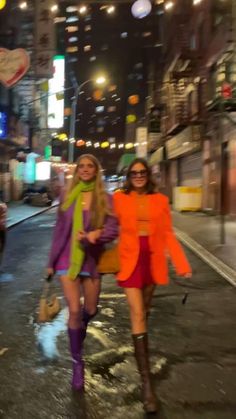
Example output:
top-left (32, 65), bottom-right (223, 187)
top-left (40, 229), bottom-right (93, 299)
top-left (7, 204), bottom-right (58, 230)
top-left (175, 227), bottom-right (236, 288)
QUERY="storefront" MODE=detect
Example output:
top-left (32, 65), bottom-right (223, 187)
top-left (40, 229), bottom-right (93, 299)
top-left (166, 125), bottom-right (202, 201)
top-left (0, 113), bottom-right (29, 202)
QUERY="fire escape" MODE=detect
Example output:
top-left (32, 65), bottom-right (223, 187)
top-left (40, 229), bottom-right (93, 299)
top-left (164, 13), bottom-right (200, 136)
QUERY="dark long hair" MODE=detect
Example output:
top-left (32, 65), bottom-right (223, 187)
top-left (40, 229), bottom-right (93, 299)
top-left (124, 158), bottom-right (158, 194)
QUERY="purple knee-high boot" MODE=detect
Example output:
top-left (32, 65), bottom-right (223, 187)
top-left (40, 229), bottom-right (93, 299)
top-left (68, 328), bottom-right (85, 391)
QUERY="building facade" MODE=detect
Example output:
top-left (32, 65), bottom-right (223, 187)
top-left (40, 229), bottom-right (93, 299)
top-left (151, 0), bottom-right (236, 216)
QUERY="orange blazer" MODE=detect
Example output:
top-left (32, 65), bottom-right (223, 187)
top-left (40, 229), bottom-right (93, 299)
top-left (113, 191), bottom-right (191, 285)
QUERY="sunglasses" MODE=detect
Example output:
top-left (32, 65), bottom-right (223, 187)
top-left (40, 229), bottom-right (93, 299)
top-left (129, 169), bottom-right (148, 178)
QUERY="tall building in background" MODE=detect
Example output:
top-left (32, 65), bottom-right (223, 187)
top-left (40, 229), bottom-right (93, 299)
top-left (55, 1), bottom-right (162, 173)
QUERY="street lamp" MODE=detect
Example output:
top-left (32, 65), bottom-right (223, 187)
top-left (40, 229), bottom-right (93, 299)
top-left (68, 75), bottom-right (107, 162)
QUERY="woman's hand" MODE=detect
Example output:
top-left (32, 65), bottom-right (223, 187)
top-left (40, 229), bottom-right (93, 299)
top-left (86, 229), bottom-right (102, 244)
top-left (181, 272), bottom-right (192, 279)
top-left (77, 230), bottom-right (86, 242)
top-left (46, 268), bottom-right (54, 278)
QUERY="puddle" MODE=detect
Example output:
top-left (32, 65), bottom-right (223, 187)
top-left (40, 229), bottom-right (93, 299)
top-left (35, 308), bottom-right (68, 360)
top-left (0, 272), bottom-right (14, 283)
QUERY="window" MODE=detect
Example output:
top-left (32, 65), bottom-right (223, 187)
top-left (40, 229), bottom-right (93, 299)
top-left (96, 106), bottom-right (105, 113)
top-left (68, 37), bottom-right (78, 43)
top-left (66, 16), bottom-right (79, 23)
top-left (108, 106), bottom-right (116, 112)
top-left (142, 32), bottom-right (152, 37)
top-left (66, 46), bottom-right (78, 53)
top-left (66, 6), bottom-right (78, 13)
top-left (66, 26), bottom-right (79, 33)
top-left (84, 45), bottom-right (91, 52)
top-left (85, 25), bottom-right (92, 31)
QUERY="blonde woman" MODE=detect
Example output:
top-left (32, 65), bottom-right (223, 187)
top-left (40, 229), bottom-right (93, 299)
top-left (47, 154), bottom-right (118, 391)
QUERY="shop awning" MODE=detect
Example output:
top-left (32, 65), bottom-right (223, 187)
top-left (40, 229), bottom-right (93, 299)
top-left (149, 147), bottom-right (164, 166)
top-left (117, 153), bottom-right (136, 173)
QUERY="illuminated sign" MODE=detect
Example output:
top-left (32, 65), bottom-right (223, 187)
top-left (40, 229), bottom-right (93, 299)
top-left (36, 161), bottom-right (51, 181)
top-left (48, 56), bottom-right (65, 129)
top-left (0, 111), bottom-right (7, 138)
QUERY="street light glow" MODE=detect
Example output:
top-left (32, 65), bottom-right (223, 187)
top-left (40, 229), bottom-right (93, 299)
top-left (51, 4), bottom-right (58, 13)
top-left (164, 1), bottom-right (174, 10)
top-left (79, 5), bottom-right (87, 14)
top-left (19, 1), bottom-right (28, 9)
top-left (107, 6), bottom-right (115, 14)
top-left (193, 0), bottom-right (202, 5)
top-left (95, 76), bottom-right (106, 85)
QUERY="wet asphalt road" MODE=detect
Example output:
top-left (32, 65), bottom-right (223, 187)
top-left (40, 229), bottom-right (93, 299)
top-left (0, 208), bottom-right (236, 419)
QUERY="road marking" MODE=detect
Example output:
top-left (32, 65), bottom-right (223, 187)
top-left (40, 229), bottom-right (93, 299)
top-left (175, 228), bottom-right (236, 287)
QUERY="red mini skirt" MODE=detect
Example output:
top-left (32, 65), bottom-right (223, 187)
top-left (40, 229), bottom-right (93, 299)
top-left (118, 236), bottom-right (155, 289)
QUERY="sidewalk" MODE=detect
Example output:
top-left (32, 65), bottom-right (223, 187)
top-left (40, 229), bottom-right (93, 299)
top-left (6, 201), bottom-right (57, 229)
top-left (173, 211), bottom-right (236, 277)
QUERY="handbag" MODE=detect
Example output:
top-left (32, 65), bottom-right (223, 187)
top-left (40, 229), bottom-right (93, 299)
top-left (97, 241), bottom-right (120, 274)
top-left (38, 275), bottom-right (61, 323)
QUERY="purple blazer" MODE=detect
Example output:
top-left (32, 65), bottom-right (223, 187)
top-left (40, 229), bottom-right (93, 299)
top-left (48, 194), bottom-right (118, 277)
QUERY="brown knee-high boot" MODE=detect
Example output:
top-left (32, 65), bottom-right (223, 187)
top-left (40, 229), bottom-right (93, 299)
top-left (132, 333), bottom-right (157, 413)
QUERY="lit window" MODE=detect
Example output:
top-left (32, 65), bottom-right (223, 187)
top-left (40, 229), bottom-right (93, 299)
top-left (90, 56), bottom-right (96, 62)
top-left (85, 15), bottom-right (92, 22)
top-left (121, 32), bottom-right (128, 39)
top-left (84, 45), bottom-right (91, 52)
top-left (142, 32), bottom-right (152, 37)
top-left (107, 6), bottom-right (115, 14)
top-left (79, 5), bottom-right (87, 15)
top-left (66, 26), bottom-right (79, 33)
top-left (134, 63), bottom-right (143, 69)
top-left (54, 17), bottom-right (66, 23)
top-left (97, 127), bottom-right (104, 133)
top-left (66, 46), bottom-right (78, 53)
top-left (68, 57), bottom-right (78, 63)
top-left (68, 37), bottom-right (78, 43)
top-left (96, 106), bottom-right (105, 113)
top-left (97, 119), bottom-right (105, 127)
top-left (85, 25), bottom-right (91, 31)
top-left (108, 106), bottom-right (116, 112)
top-left (66, 16), bottom-right (79, 23)
top-left (101, 44), bottom-right (109, 51)
top-left (66, 6), bottom-right (78, 13)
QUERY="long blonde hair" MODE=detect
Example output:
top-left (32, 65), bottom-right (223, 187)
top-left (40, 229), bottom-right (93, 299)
top-left (65, 154), bottom-right (111, 229)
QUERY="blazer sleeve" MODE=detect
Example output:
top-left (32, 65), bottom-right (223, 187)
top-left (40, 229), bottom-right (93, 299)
top-left (48, 206), bottom-right (67, 269)
top-left (163, 198), bottom-right (192, 275)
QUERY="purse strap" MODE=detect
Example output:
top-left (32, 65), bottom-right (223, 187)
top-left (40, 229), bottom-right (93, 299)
top-left (41, 274), bottom-right (54, 298)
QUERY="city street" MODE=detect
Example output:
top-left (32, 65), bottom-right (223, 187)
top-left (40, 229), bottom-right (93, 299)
top-left (0, 209), bottom-right (236, 419)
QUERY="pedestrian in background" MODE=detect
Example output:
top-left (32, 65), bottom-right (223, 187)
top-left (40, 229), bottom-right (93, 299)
top-left (113, 158), bottom-right (192, 413)
top-left (47, 154), bottom-right (118, 391)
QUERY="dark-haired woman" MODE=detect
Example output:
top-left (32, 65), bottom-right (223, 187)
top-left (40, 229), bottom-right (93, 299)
top-left (113, 158), bottom-right (192, 413)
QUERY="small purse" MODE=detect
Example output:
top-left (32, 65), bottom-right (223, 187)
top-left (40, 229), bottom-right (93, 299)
top-left (97, 241), bottom-right (120, 275)
top-left (38, 275), bottom-right (61, 323)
